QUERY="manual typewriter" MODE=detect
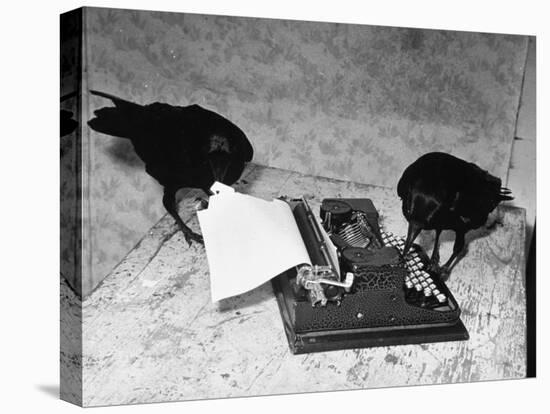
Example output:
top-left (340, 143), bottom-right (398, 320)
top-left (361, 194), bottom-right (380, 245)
top-left (272, 198), bottom-right (469, 354)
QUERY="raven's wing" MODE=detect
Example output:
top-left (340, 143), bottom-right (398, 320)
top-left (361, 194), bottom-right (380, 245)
top-left (397, 154), bottom-right (434, 199)
top-left (88, 91), bottom-right (185, 154)
top-left (451, 163), bottom-right (505, 226)
top-left (88, 91), bottom-right (194, 183)
top-left (184, 104), bottom-right (254, 162)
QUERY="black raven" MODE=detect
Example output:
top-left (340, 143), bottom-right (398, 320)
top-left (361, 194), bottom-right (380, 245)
top-left (397, 152), bottom-right (513, 279)
top-left (88, 90), bottom-right (254, 245)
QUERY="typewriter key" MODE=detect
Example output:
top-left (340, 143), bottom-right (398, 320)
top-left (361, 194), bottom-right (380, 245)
top-left (424, 296), bottom-right (440, 309)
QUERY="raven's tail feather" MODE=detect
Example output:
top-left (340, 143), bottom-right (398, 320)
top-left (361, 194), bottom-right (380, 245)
top-left (88, 91), bottom-right (144, 139)
top-left (89, 90), bottom-right (140, 109)
top-left (88, 107), bottom-right (138, 139)
top-left (499, 187), bottom-right (514, 201)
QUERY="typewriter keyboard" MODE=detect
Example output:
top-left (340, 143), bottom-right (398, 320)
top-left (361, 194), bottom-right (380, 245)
top-left (380, 230), bottom-right (450, 310)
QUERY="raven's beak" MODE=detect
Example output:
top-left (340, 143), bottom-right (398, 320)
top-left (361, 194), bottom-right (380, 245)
top-left (403, 222), bottom-right (422, 256)
top-left (208, 152), bottom-right (231, 184)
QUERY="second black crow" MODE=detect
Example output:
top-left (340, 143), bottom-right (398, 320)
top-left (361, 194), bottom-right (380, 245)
top-left (88, 90), bottom-right (254, 245)
top-left (397, 152), bottom-right (513, 279)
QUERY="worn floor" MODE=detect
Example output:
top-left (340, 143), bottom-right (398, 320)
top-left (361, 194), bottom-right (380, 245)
top-left (78, 164), bottom-right (526, 406)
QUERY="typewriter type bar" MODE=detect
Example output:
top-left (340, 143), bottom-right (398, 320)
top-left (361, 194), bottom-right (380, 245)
top-left (320, 199), bottom-right (383, 250)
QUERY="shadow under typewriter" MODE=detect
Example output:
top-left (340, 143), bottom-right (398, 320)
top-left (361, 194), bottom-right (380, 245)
top-left (272, 198), bottom-right (469, 354)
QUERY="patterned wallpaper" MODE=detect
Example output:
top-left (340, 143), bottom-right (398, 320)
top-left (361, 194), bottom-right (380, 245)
top-left (78, 7), bottom-right (528, 296)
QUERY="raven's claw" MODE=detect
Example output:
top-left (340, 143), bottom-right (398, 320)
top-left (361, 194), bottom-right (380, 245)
top-left (194, 197), bottom-right (209, 211)
top-left (427, 261), bottom-right (441, 273)
top-left (438, 266), bottom-right (451, 282)
top-left (427, 262), bottom-right (450, 281)
top-left (184, 231), bottom-right (204, 246)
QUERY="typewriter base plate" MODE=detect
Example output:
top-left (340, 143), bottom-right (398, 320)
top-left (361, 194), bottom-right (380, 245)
top-left (272, 276), bottom-right (469, 355)
top-left (281, 317), bottom-right (469, 355)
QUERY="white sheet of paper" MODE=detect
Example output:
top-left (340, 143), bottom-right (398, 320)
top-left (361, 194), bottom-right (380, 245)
top-left (197, 186), bottom-right (312, 302)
